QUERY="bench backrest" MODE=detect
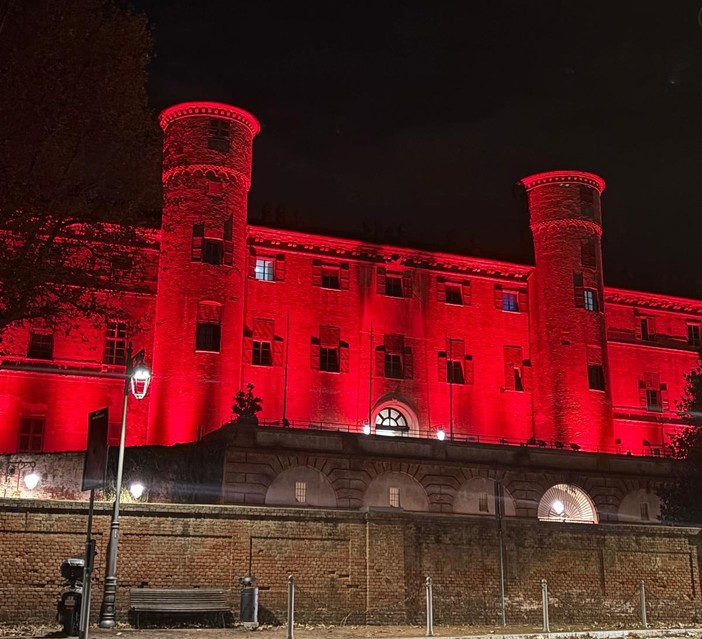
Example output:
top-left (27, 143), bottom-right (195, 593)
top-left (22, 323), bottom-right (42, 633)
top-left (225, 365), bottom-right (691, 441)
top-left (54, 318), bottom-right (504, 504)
top-left (130, 588), bottom-right (227, 609)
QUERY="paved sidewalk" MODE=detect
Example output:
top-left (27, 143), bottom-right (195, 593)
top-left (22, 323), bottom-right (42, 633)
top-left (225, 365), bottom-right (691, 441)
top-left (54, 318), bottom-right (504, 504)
top-left (2, 625), bottom-right (702, 639)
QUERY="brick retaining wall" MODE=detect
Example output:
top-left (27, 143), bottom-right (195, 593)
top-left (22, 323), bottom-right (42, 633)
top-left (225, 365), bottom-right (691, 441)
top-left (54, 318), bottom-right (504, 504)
top-left (1, 499), bottom-right (700, 625)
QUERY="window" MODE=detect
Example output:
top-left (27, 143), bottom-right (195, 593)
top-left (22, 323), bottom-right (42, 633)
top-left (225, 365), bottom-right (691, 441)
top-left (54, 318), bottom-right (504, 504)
top-left (583, 289), bottom-right (597, 312)
top-left (375, 407), bottom-right (409, 436)
top-left (640, 502), bottom-right (650, 521)
top-left (502, 292), bottom-right (519, 312)
top-left (646, 389), bottom-right (661, 412)
top-left (504, 346), bottom-right (524, 391)
top-left (18, 417), bottom-right (45, 452)
top-left (28, 331), bottom-right (53, 360)
top-left (206, 174), bottom-right (224, 197)
top-left (588, 364), bottom-right (605, 391)
top-left (639, 318), bottom-right (653, 341)
top-left (255, 258), bottom-right (275, 281)
top-left (385, 274), bottom-right (403, 297)
top-left (208, 118), bottom-right (230, 152)
top-left (311, 326), bottom-right (348, 373)
top-left (202, 239), bottom-right (224, 265)
top-left (104, 321), bottom-right (128, 365)
top-left (438, 278), bottom-right (471, 305)
top-left (639, 373), bottom-right (668, 412)
top-left (689, 324), bottom-right (701, 347)
top-left (445, 283), bottom-right (462, 305)
top-left (253, 341), bottom-right (272, 366)
top-left (478, 493), bottom-right (489, 513)
top-left (295, 482), bottom-right (307, 504)
top-left (196, 303), bottom-right (222, 352)
top-left (321, 266), bottom-right (340, 289)
top-left (438, 338), bottom-right (473, 384)
top-left (389, 487), bottom-right (400, 508)
top-left (376, 335), bottom-right (412, 379)
top-left (377, 268), bottom-right (411, 298)
top-left (247, 319), bottom-right (282, 366)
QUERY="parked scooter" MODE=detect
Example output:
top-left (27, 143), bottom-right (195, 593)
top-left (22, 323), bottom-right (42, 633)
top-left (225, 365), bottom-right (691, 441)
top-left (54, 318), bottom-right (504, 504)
top-left (57, 557), bottom-right (84, 636)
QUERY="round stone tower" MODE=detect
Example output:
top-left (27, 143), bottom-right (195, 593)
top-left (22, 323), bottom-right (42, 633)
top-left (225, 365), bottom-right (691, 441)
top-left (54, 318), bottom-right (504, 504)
top-left (148, 102), bottom-right (260, 445)
top-left (520, 170), bottom-right (613, 451)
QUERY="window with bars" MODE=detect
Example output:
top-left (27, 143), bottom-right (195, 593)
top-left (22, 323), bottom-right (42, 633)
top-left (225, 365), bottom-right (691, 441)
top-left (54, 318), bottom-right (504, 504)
top-left (478, 493), bottom-right (489, 513)
top-left (389, 487), bottom-right (400, 508)
top-left (208, 118), bottom-right (230, 152)
top-left (196, 302), bottom-right (222, 352)
top-left (104, 321), bottom-right (128, 365)
top-left (295, 481), bottom-right (307, 503)
top-left (17, 417), bottom-right (45, 452)
top-left (27, 331), bottom-right (53, 360)
top-left (688, 324), bottom-right (701, 347)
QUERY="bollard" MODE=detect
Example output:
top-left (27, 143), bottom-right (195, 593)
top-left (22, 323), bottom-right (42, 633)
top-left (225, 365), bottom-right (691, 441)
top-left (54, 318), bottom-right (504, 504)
top-left (541, 579), bottom-right (550, 633)
top-left (287, 575), bottom-right (295, 639)
top-left (640, 581), bottom-right (648, 629)
top-left (426, 576), bottom-right (434, 637)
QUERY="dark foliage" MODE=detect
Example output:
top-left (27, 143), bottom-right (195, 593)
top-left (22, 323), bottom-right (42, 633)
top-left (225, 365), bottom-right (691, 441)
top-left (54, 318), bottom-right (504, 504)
top-left (0, 0), bottom-right (160, 335)
top-left (659, 350), bottom-right (702, 522)
top-left (232, 383), bottom-right (263, 424)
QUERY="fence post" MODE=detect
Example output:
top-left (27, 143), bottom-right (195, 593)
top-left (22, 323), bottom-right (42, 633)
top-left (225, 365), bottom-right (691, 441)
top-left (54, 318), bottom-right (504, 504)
top-left (640, 581), bottom-right (648, 629)
top-left (426, 576), bottom-right (434, 637)
top-left (541, 579), bottom-right (550, 633)
top-left (287, 575), bottom-right (295, 639)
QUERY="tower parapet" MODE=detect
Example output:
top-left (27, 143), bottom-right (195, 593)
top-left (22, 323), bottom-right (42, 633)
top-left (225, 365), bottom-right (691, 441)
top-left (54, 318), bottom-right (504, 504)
top-left (520, 170), bottom-right (613, 450)
top-left (148, 102), bottom-right (260, 444)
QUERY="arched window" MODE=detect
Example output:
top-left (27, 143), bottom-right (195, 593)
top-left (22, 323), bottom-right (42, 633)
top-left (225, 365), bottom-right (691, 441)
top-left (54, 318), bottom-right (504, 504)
top-left (375, 407), bottom-right (408, 436)
top-left (537, 484), bottom-right (598, 524)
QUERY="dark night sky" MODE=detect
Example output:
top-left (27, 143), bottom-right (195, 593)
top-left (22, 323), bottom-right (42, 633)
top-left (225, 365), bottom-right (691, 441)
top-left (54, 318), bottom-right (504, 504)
top-left (137, 1), bottom-right (702, 297)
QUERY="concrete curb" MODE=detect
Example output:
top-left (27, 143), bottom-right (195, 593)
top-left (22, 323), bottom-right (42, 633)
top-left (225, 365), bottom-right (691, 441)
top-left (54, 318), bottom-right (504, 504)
top-left (401, 628), bottom-right (702, 639)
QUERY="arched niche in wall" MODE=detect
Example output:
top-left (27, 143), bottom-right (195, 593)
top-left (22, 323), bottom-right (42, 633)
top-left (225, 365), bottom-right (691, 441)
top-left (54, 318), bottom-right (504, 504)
top-left (453, 477), bottom-right (516, 516)
top-left (372, 396), bottom-right (419, 437)
top-left (537, 483), bottom-right (598, 524)
top-left (362, 471), bottom-right (429, 512)
top-left (265, 466), bottom-right (337, 508)
top-left (618, 488), bottom-right (661, 524)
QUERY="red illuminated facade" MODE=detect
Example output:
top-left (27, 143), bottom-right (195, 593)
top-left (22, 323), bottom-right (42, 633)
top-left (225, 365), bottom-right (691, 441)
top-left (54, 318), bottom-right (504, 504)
top-left (1, 101), bottom-right (701, 456)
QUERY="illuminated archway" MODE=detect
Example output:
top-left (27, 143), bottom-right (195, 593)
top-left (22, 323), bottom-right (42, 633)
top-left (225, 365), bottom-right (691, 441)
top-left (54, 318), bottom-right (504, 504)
top-left (372, 397), bottom-right (419, 437)
top-left (537, 484), bottom-right (598, 524)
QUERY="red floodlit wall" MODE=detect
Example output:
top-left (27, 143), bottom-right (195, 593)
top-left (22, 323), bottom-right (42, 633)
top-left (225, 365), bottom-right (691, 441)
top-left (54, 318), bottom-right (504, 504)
top-left (1, 102), bottom-right (701, 456)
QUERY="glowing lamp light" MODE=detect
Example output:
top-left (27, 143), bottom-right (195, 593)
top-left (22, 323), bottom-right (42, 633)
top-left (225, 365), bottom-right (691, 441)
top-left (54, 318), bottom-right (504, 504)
top-left (24, 471), bottom-right (40, 490)
top-left (129, 482), bottom-right (145, 499)
top-left (362, 423), bottom-right (371, 435)
top-left (130, 364), bottom-right (151, 399)
top-left (552, 500), bottom-right (565, 515)
top-left (436, 428), bottom-right (446, 441)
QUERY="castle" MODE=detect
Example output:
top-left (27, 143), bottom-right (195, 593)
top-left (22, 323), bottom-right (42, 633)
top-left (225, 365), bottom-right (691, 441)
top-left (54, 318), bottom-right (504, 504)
top-left (1, 101), bottom-right (700, 460)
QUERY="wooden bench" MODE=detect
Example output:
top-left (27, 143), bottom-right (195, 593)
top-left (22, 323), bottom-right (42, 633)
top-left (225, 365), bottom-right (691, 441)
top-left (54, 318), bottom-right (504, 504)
top-left (129, 588), bottom-right (230, 628)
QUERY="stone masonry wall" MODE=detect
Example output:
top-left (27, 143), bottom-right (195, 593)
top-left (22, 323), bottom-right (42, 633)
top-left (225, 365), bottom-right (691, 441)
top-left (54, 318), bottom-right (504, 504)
top-left (0, 499), bottom-right (700, 626)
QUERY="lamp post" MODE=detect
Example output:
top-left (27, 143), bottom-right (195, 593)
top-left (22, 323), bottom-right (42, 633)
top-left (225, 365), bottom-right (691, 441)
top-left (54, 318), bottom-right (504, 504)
top-left (98, 344), bottom-right (151, 628)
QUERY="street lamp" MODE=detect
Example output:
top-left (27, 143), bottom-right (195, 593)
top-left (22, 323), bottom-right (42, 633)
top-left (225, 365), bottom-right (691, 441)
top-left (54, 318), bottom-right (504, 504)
top-left (99, 344), bottom-right (151, 628)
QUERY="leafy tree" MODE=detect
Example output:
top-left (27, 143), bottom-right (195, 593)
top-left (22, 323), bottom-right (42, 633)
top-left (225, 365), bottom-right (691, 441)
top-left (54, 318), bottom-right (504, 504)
top-left (659, 350), bottom-right (702, 522)
top-left (0, 0), bottom-right (160, 338)
top-left (233, 383), bottom-right (263, 424)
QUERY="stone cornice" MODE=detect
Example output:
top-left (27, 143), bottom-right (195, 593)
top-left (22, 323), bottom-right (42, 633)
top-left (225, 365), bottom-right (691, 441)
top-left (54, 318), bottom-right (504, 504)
top-left (159, 101), bottom-right (261, 137)
top-left (247, 225), bottom-right (532, 281)
top-left (605, 287), bottom-right (702, 315)
top-left (163, 164), bottom-right (251, 190)
top-left (531, 218), bottom-right (602, 237)
top-left (520, 170), bottom-right (605, 193)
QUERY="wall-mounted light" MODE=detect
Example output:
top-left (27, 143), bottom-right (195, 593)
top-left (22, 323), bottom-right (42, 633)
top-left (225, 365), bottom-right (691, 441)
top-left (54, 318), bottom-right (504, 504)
top-left (362, 422), bottom-right (371, 435)
top-left (4, 460), bottom-right (39, 492)
top-left (24, 471), bottom-right (40, 490)
top-left (129, 482), bottom-right (145, 499)
top-left (436, 428), bottom-right (446, 441)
